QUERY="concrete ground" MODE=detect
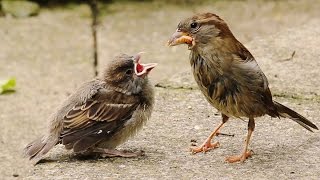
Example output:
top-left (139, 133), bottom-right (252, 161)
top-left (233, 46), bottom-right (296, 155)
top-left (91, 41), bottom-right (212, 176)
top-left (0, 0), bottom-right (319, 179)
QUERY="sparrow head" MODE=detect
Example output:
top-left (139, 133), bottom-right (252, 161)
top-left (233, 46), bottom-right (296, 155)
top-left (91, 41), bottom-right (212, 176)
top-left (103, 53), bottom-right (157, 94)
top-left (167, 13), bottom-right (234, 50)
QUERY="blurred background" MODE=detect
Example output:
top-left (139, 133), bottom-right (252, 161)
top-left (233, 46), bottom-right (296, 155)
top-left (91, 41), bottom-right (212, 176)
top-left (1, 0), bottom-right (320, 179)
top-left (1, 0), bottom-right (320, 82)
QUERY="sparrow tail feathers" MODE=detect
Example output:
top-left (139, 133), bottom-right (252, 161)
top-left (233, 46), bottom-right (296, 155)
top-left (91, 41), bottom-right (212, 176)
top-left (273, 101), bottom-right (318, 132)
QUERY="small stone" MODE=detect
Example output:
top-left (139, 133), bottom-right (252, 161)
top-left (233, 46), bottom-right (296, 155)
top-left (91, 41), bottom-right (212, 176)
top-left (12, 174), bottom-right (19, 177)
top-left (187, 106), bottom-right (192, 109)
top-left (194, 125), bottom-right (201, 130)
top-left (119, 164), bottom-right (126, 168)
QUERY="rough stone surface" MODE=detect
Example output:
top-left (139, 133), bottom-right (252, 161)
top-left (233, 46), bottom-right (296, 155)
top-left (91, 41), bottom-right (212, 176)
top-left (0, 8), bottom-right (92, 179)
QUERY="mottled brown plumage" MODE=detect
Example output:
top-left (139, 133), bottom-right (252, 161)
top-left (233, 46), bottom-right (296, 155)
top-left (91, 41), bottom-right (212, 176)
top-left (24, 53), bottom-right (157, 164)
top-left (168, 12), bottom-right (318, 163)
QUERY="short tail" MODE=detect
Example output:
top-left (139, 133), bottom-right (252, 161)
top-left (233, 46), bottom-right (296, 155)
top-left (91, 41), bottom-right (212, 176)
top-left (23, 135), bottom-right (58, 165)
top-left (273, 101), bottom-right (318, 132)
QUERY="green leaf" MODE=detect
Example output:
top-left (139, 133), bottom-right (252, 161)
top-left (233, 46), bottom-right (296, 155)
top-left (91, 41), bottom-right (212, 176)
top-left (0, 77), bottom-right (16, 94)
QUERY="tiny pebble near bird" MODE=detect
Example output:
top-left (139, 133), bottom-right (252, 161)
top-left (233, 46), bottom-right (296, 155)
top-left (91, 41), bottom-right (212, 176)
top-left (168, 12), bottom-right (318, 163)
top-left (24, 53), bottom-right (157, 164)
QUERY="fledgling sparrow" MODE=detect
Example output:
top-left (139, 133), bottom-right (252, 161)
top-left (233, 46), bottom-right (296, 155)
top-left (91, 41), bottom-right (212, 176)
top-left (168, 12), bottom-right (318, 163)
top-left (24, 53), bottom-right (157, 164)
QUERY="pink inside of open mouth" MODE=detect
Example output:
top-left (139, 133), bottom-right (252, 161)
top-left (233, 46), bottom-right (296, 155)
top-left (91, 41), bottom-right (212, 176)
top-left (136, 63), bottom-right (144, 73)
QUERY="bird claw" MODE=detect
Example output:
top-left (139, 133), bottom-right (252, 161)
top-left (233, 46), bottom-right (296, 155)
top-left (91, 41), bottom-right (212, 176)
top-left (190, 141), bottom-right (220, 154)
top-left (225, 150), bottom-right (253, 163)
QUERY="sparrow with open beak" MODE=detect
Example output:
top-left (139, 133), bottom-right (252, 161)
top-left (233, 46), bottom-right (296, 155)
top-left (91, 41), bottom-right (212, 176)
top-left (168, 13), bottom-right (318, 163)
top-left (24, 53), bottom-right (157, 164)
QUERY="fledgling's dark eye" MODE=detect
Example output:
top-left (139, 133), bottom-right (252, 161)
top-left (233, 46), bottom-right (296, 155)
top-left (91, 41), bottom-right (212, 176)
top-left (126, 69), bottom-right (133, 75)
top-left (190, 22), bottom-right (198, 29)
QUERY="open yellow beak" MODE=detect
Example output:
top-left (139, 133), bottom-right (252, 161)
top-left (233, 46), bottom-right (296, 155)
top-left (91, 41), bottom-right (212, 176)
top-left (167, 29), bottom-right (193, 47)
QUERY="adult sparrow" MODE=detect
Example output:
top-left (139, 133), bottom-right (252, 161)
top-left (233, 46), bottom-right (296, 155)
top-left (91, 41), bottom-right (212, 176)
top-left (168, 12), bottom-right (318, 163)
top-left (24, 53), bottom-right (157, 164)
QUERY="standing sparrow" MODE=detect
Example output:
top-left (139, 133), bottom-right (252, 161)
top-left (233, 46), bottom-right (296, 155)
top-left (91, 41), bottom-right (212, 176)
top-left (24, 53), bottom-right (157, 164)
top-left (168, 12), bottom-right (318, 163)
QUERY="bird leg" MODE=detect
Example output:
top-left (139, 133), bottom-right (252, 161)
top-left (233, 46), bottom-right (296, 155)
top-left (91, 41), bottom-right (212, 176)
top-left (226, 117), bottom-right (255, 163)
top-left (191, 114), bottom-right (229, 154)
top-left (93, 148), bottom-right (144, 158)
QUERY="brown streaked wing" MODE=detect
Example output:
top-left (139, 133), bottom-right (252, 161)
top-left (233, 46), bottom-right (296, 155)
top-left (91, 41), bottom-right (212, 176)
top-left (61, 99), bottom-right (139, 150)
top-left (64, 100), bottom-right (137, 128)
top-left (231, 44), bottom-right (277, 117)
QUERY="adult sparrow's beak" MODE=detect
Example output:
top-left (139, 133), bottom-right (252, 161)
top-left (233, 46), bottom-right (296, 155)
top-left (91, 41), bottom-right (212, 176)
top-left (133, 52), bottom-right (157, 77)
top-left (167, 29), bottom-right (194, 49)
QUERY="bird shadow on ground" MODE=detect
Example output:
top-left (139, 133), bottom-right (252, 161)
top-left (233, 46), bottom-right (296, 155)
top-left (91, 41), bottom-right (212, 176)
top-left (36, 154), bottom-right (145, 165)
top-left (252, 136), bottom-right (319, 164)
top-left (36, 147), bottom-right (165, 165)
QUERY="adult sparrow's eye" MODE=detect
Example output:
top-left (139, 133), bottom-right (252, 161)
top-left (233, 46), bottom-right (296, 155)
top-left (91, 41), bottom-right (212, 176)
top-left (190, 22), bottom-right (198, 29)
top-left (126, 69), bottom-right (133, 75)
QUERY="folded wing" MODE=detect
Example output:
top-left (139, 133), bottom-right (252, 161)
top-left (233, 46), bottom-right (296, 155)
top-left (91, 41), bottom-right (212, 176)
top-left (61, 93), bottom-right (139, 153)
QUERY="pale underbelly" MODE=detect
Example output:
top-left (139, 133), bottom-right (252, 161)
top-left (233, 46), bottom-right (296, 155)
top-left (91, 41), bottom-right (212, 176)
top-left (96, 105), bottom-right (152, 149)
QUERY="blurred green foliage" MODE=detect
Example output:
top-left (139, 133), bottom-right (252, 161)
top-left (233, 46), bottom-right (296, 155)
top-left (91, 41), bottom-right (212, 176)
top-left (28, 0), bottom-right (207, 6)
